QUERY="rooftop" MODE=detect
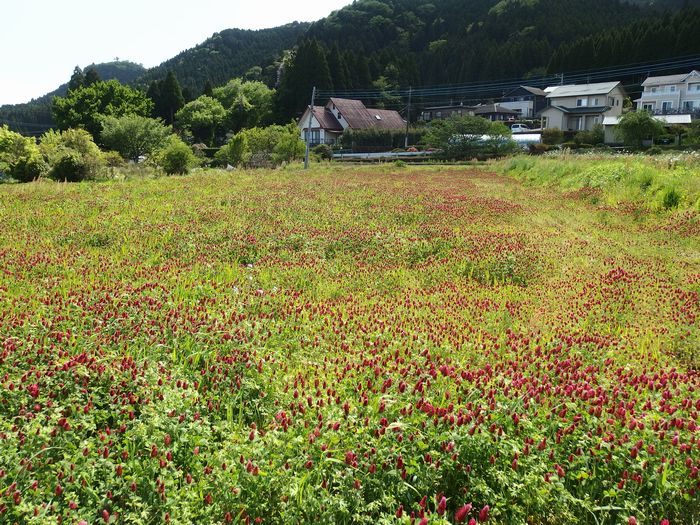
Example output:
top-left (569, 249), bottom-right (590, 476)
top-left (546, 81), bottom-right (621, 98)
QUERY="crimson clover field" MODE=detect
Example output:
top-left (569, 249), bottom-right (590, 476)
top-left (0, 165), bottom-right (698, 524)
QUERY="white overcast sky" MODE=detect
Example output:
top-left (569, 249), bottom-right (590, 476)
top-left (0, 0), bottom-right (351, 106)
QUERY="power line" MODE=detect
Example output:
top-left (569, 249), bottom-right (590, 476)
top-left (316, 54), bottom-right (700, 101)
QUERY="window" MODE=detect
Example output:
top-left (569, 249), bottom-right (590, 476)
top-left (542, 116), bottom-right (549, 128)
top-left (576, 98), bottom-right (587, 107)
top-left (608, 97), bottom-right (615, 106)
top-left (337, 112), bottom-right (342, 120)
top-left (651, 87), bottom-right (657, 93)
top-left (643, 103), bottom-right (654, 111)
top-left (689, 84), bottom-right (700, 92)
top-left (661, 101), bottom-right (673, 112)
top-left (593, 98), bottom-right (599, 106)
top-left (684, 101), bottom-right (696, 110)
top-left (670, 86), bottom-right (677, 92)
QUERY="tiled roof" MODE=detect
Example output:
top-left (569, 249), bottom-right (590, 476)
top-left (504, 85), bottom-right (547, 97)
top-left (473, 103), bottom-right (519, 115)
top-left (546, 82), bottom-right (621, 98)
top-left (642, 70), bottom-right (700, 86)
top-left (312, 106), bottom-right (343, 131)
top-left (328, 97), bottom-right (404, 130)
top-left (371, 109), bottom-right (407, 129)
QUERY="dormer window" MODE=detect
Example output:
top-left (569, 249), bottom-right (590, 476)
top-left (375, 114), bottom-right (382, 120)
top-left (337, 112), bottom-right (342, 120)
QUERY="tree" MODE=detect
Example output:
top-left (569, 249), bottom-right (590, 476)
top-left (84, 66), bottom-right (101, 86)
top-left (175, 96), bottom-right (226, 145)
top-left (275, 39), bottom-right (333, 121)
top-left (615, 110), bottom-right (665, 148)
top-left (52, 80), bottom-right (153, 141)
top-left (212, 78), bottom-right (275, 133)
top-left (0, 125), bottom-right (46, 182)
top-left (100, 115), bottom-right (172, 161)
top-left (424, 115), bottom-right (516, 159)
top-left (68, 66), bottom-right (85, 92)
top-left (151, 135), bottom-right (198, 174)
top-left (39, 128), bottom-right (104, 182)
top-left (158, 71), bottom-right (185, 124)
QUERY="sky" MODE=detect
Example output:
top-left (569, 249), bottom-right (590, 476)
top-left (0, 0), bottom-right (352, 106)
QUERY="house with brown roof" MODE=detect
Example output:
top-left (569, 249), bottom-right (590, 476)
top-left (298, 97), bottom-right (406, 145)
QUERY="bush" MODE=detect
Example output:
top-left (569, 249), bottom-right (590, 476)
top-left (340, 128), bottom-right (425, 152)
top-left (528, 143), bottom-right (553, 155)
top-left (424, 116), bottom-right (516, 160)
top-left (541, 127), bottom-right (564, 145)
top-left (154, 136), bottom-right (198, 175)
top-left (573, 125), bottom-right (603, 146)
top-left (0, 125), bottom-right (47, 182)
top-left (215, 134), bottom-right (248, 167)
top-left (40, 128), bottom-right (104, 182)
top-left (662, 187), bottom-right (681, 209)
top-left (312, 144), bottom-right (334, 161)
top-left (50, 151), bottom-right (90, 182)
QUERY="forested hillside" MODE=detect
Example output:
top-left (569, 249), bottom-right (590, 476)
top-left (135, 23), bottom-right (310, 96)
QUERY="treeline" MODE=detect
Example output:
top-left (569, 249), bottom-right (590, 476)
top-left (548, 7), bottom-right (700, 72)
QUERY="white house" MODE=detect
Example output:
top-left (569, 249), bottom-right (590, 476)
top-left (634, 70), bottom-right (700, 115)
top-left (539, 81), bottom-right (626, 132)
top-left (298, 98), bottom-right (405, 145)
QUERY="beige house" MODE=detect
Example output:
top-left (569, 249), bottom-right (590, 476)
top-left (540, 81), bottom-right (626, 132)
top-left (634, 70), bottom-right (700, 115)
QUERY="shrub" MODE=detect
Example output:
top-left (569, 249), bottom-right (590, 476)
top-left (662, 187), bottom-right (681, 209)
top-left (100, 114), bottom-right (171, 161)
top-left (424, 116), bottom-right (516, 160)
top-left (0, 125), bottom-right (47, 182)
top-left (215, 134), bottom-right (248, 167)
top-left (573, 124), bottom-right (603, 146)
top-left (312, 144), bottom-right (334, 161)
top-left (528, 143), bottom-right (553, 155)
top-left (153, 136), bottom-right (198, 175)
top-left (50, 151), bottom-right (90, 182)
top-left (40, 128), bottom-right (104, 182)
top-left (541, 127), bottom-right (564, 145)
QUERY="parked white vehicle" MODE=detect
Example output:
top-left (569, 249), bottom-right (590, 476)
top-left (510, 123), bottom-right (530, 133)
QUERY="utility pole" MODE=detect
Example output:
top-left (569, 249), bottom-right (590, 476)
top-left (404, 86), bottom-right (412, 149)
top-left (304, 86), bottom-right (316, 170)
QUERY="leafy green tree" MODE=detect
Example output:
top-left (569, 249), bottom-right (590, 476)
top-left (100, 115), bottom-right (172, 161)
top-left (424, 115), bottom-right (516, 159)
top-left (175, 96), bottom-right (226, 146)
top-left (0, 125), bottom-right (47, 182)
top-left (615, 110), bottom-right (666, 148)
top-left (152, 135), bottom-right (198, 174)
top-left (39, 128), bottom-right (104, 182)
top-left (52, 80), bottom-right (153, 141)
top-left (225, 122), bottom-right (305, 167)
top-left (212, 79), bottom-right (275, 133)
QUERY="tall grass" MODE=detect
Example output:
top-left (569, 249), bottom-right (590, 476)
top-left (490, 152), bottom-right (700, 210)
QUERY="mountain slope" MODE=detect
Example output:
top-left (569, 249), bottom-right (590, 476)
top-left (135, 23), bottom-right (310, 95)
top-left (0, 61), bottom-right (146, 135)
